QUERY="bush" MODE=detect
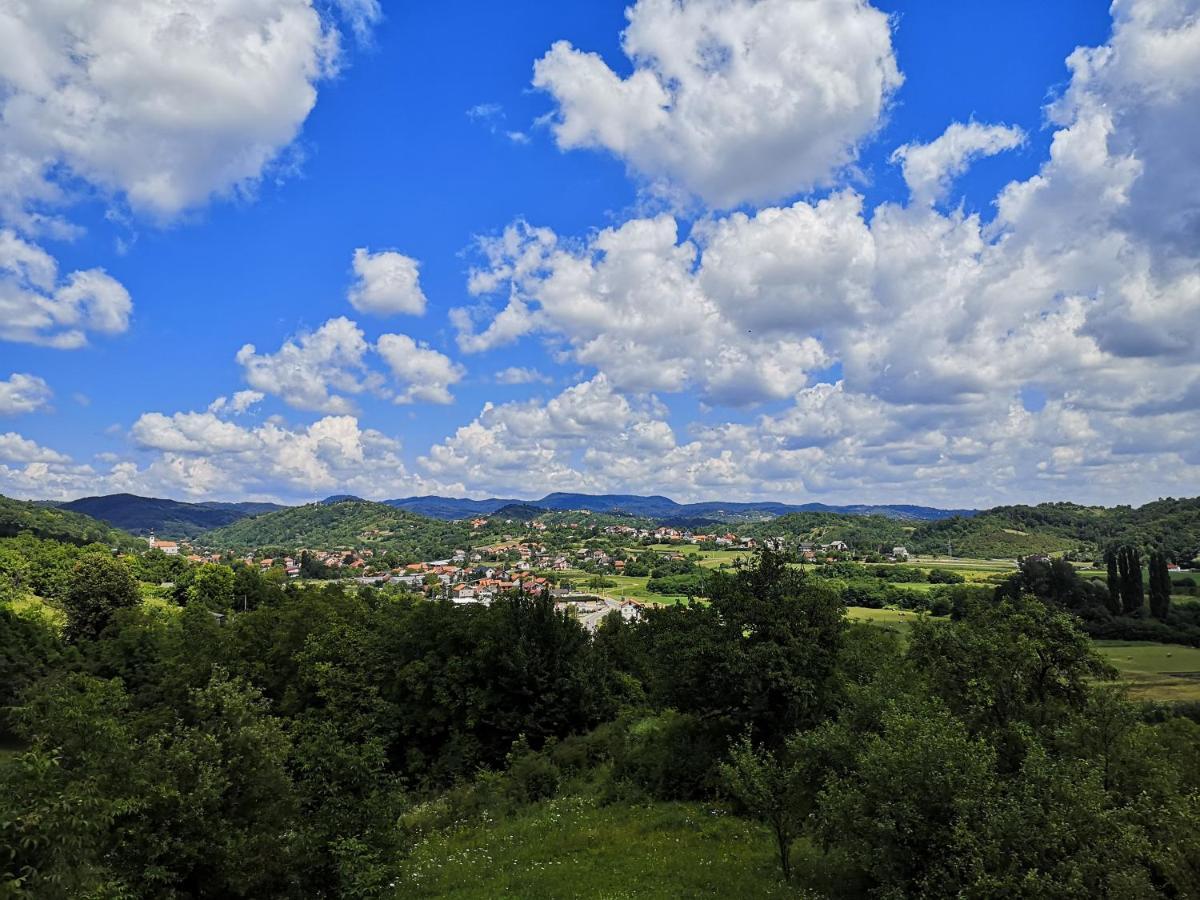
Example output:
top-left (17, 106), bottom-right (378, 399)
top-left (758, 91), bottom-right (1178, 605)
top-left (927, 568), bottom-right (966, 584)
top-left (611, 711), bottom-right (724, 801)
top-left (929, 596), bottom-right (952, 617)
top-left (504, 737), bottom-right (561, 806)
top-left (646, 574), bottom-right (705, 596)
top-left (871, 565), bottom-right (926, 583)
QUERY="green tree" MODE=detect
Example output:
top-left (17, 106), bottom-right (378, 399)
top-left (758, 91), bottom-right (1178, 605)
top-left (908, 594), bottom-right (1112, 761)
top-left (1117, 545), bottom-right (1144, 615)
top-left (1, 675), bottom-right (138, 898)
top-left (186, 563), bottom-right (236, 611)
top-left (62, 552), bottom-right (140, 642)
top-left (0, 545), bottom-right (32, 602)
top-left (1104, 547), bottom-right (1121, 614)
top-left (720, 734), bottom-right (805, 880)
top-left (0, 608), bottom-right (72, 733)
top-left (811, 700), bottom-right (997, 897)
top-left (642, 552), bottom-right (845, 747)
top-left (1148, 550), bottom-right (1172, 621)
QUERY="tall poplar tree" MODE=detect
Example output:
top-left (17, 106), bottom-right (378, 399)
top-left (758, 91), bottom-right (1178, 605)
top-left (1104, 548), bottom-right (1121, 615)
top-left (1148, 551), bottom-right (1171, 621)
top-left (1117, 546), bottom-right (1144, 616)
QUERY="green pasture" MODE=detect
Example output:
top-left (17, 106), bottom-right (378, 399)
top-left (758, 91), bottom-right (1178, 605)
top-left (400, 796), bottom-right (801, 899)
top-left (551, 568), bottom-right (693, 605)
top-left (643, 545), bottom-right (749, 567)
top-left (847, 606), bottom-right (925, 634)
top-left (1094, 640), bottom-right (1200, 703)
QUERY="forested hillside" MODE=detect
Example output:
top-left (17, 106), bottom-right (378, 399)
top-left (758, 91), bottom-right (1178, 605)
top-left (910, 498), bottom-right (1200, 560)
top-left (747, 498), bottom-right (1200, 562)
top-left (202, 499), bottom-right (474, 557)
top-left (58, 493), bottom-right (284, 539)
top-left (0, 494), bottom-right (141, 549)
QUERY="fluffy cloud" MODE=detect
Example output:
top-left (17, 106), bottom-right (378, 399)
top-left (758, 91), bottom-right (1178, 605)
top-left (421, 375), bottom-right (677, 495)
top-left (238, 317), bottom-right (465, 411)
top-left (891, 121), bottom-right (1026, 204)
top-left (449, 0), bottom-right (1200, 504)
top-left (533, 0), bottom-right (901, 206)
top-left (0, 230), bottom-right (132, 348)
top-left (375, 333), bottom-right (465, 405)
top-left (347, 248), bottom-right (428, 316)
top-left (0, 373), bottom-right (53, 415)
top-left (237, 317), bottom-right (377, 414)
top-left (0, 0), bottom-right (363, 221)
top-left (0, 432), bottom-right (70, 464)
top-left (125, 408), bottom-right (427, 501)
top-left (495, 367), bottom-right (552, 385)
top-left (0, 1), bottom-right (377, 353)
top-left (0, 402), bottom-right (429, 503)
top-left (456, 214), bottom-right (830, 406)
top-left (417, 373), bottom-right (1200, 506)
top-left (208, 390), bottom-right (265, 415)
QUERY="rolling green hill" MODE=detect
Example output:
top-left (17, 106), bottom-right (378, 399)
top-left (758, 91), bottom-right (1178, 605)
top-left (58, 493), bottom-right (284, 539)
top-left (746, 498), bottom-right (1200, 562)
top-left (201, 499), bottom-right (473, 560)
top-left (0, 494), bottom-right (141, 549)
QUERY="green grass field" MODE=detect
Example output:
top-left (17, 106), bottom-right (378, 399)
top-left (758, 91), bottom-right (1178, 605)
top-left (846, 606), bottom-right (930, 635)
top-left (399, 795), bottom-right (804, 899)
top-left (553, 568), bottom-right (695, 605)
top-left (1094, 641), bottom-right (1200, 702)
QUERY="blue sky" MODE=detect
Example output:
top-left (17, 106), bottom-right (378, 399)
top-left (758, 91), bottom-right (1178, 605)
top-left (2, 0), bottom-right (1197, 506)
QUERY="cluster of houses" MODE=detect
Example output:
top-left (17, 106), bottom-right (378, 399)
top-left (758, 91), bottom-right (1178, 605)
top-left (594, 523), bottom-right (759, 548)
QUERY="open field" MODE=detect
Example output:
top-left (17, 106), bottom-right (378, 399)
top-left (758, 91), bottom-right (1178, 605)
top-left (644, 545), bottom-right (750, 568)
top-left (1095, 640), bottom-right (1200, 702)
top-left (847, 605), bottom-right (930, 635)
top-left (400, 795), bottom-right (800, 899)
top-left (553, 568), bottom-right (692, 604)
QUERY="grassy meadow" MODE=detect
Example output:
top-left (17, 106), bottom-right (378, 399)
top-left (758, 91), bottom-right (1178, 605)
top-left (1094, 640), bottom-right (1200, 702)
top-left (400, 795), bottom-right (806, 899)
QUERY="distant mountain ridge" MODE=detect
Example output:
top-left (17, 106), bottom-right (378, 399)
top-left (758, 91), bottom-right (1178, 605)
top-left (383, 492), bottom-right (975, 522)
top-left (0, 494), bottom-right (142, 548)
top-left (57, 493), bottom-right (285, 539)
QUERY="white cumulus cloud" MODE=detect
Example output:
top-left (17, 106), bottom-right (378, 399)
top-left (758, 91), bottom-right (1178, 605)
top-left (0, 431), bottom-right (70, 464)
top-left (0, 0), bottom-right (357, 222)
top-left (375, 333), bottom-right (465, 405)
top-left (237, 316), bottom-right (377, 414)
top-left (0, 373), bottom-right (53, 415)
top-left (533, 0), bottom-right (901, 207)
top-left (0, 230), bottom-right (132, 348)
top-left (891, 121), bottom-right (1026, 205)
top-left (348, 248), bottom-right (428, 317)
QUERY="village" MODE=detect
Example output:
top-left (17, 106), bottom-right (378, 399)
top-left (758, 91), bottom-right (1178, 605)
top-left (139, 518), bottom-right (899, 630)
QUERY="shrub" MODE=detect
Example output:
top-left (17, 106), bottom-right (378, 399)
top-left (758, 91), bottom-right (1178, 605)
top-left (927, 569), bottom-right (966, 584)
top-left (611, 711), bottom-right (724, 801)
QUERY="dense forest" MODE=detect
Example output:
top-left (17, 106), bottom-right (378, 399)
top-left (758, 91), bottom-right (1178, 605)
top-left (0, 495), bottom-right (142, 550)
top-left (201, 499), bottom-right (477, 557)
top-left (3, 537), bottom-right (1200, 897)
